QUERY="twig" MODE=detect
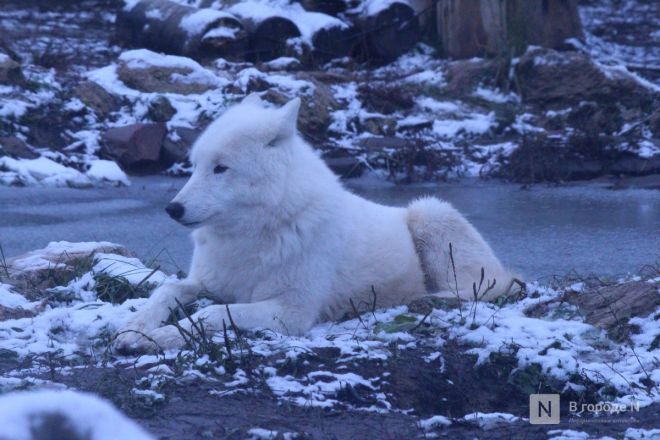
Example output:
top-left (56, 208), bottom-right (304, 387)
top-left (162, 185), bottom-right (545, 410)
top-left (349, 298), bottom-right (369, 331)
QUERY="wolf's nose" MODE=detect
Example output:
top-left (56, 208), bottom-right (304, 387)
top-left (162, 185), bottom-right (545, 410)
top-left (165, 202), bottom-right (185, 220)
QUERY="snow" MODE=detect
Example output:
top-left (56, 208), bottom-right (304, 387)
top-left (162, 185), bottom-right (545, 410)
top-left (248, 427), bottom-right (279, 439)
top-left (202, 26), bottom-right (239, 40)
top-left (462, 412), bottom-right (521, 429)
top-left (473, 86), bottom-right (518, 103)
top-left (87, 159), bottom-right (130, 186)
top-left (0, 389), bottom-right (154, 440)
top-left (419, 415), bottom-right (452, 430)
top-left (227, 0), bottom-right (347, 45)
top-left (432, 112), bottom-right (495, 138)
top-left (547, 430), bottom-right (591, 440)
top-left (624, 428), bottom-right (660, 439)
top-left (119, 49), bottom-right (218, 79)
top-left (93, 252), bottom-right (174, 286)
top-left (0, 283), bottom-right (33, 309)
top-left (266, 57), bottom-right (300, 70)
top-left (0, 156), bottom-right (89, 187)
top-left (179, 9), bottom-right (237, 37)
top-left (8, 241), bottom-right (123, 272)
top-left (0, 99), bottom-right (30, 118)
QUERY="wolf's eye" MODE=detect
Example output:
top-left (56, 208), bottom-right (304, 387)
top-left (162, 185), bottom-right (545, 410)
top-left (213, 164), bottom-right (228, 174)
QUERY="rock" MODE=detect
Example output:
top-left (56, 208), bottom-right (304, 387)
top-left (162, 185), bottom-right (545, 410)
top-left (322, 152), bottom-right (365, 178)
top-left (360, 116), bottom-right (396, 136)
top-left (161, 127), bottom-right (201, 165)
top-left (609, 174), bottom-right (660, 191)
top-left (446, 59), bottom-right (500, 95)
top-left (147, 95), bottom-right (176, 123)
top-left (515, 48), bottom-right (655, 111)
top-left (0, 53), bottom-right (24, 85)
top-left (100, 123), bottom-right (167, 172)
top-left (0, 137), bottom-right (39, 159)
top-left (0, 304), bottom-right (34, 321)
top-left (407, 295), bottom-right (462, 315)
top-left (649, 108), bottom-right (660, 138)
top-left (73, 81), bottom-right (122, 118)
top-left (359, 136), bottom-right (412, 152)
top-left (263, 77), bottom-right (340, 141)
top-left (117, 62), bottom-right (215, 95)
top-left (358, 85), bottom-right (414, 114)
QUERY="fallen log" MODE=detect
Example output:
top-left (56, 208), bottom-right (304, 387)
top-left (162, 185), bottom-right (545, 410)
top-left (117, 0), bottom-right (248, 60)
top-left (309, 18), bottom-right (355, 64)
top-left (295, 0), bottom-right (348, 16)
top-left (229, 1), bottom-right (353, 64)
top-left (353, 0), bottom-right (421, 64)
top-left (229, 2), bottom-right (302, 62)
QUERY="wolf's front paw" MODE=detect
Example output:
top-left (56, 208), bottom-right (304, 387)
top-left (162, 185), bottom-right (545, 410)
top-left (114, 317), bottom-right (159, 354)
top-left (146, 325), bottom-right (185, 352)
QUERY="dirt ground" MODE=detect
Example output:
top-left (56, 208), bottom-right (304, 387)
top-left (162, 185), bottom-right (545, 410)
top-left (34, 343), bottom-right (659, 440)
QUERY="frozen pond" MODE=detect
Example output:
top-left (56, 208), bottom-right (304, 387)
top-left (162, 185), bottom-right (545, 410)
top-left (0, 176), bottom-right (658, 281)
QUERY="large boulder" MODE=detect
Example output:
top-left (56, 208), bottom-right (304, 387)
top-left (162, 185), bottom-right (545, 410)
top-left (100, 123), bottom-right (167, 172)
top-left (117, 55), bottom-right (218, 95)
top-left (161, 126), bottom-right (201, 165)
top-left (147, 95), bottom-right (176, 123)
top-left (73, 81), bottom-right (122, 119)
top-left (515, 47), bottom-right (655, 111)
top-left (0, 53), bottom-right (24, 85)
top-left (0, 137), bottom-right (39, 159)
top-left (262, 76), bottom-right (340, 143)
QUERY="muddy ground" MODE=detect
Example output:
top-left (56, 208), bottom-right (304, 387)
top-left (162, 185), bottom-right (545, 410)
top-left (24, 345), bottom-right (659, 439)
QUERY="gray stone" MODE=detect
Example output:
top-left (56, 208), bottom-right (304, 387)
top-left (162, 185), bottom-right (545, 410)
top-left (0, 136), bottom-right (39, 159)
top-left (515, 48), bottom-right (654, 110)
top-left (147, 95), bottom-right (176, 123)
top-left (117, 62), bottom-right (215, 95)
top-left (0, 54), bottom-right (24, 85)
top-left (262, 75), bottom-right (340, 141)
top-left (408, 295), bottom-right (462, 315)
top-left (73, 81), bottom-right (122, 118)
top-left (100, 123), bottom-right (167, 172)
top-left (162, 126), bottom-right (201, 165)
top-left (322, 153), bottom-right (365, 178)
top-left (359, 136), bottom-right (412, 151)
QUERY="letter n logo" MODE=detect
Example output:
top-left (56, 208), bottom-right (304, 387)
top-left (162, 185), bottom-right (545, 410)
top-left (529, 394), bottom-right (560, 424)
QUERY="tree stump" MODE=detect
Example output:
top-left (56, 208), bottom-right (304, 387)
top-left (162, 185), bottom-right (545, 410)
top-left (435, 0), bottom-right (583, 59)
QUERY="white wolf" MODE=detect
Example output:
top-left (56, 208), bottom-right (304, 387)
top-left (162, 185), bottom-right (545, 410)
top-left (115, 94), bottom-right (516, 353)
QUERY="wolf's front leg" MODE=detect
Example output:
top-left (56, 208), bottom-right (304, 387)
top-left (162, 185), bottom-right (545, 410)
top-left (114, 280), bottom-right (202, 353)
top-left (142, 299), bottom-right (316, 352)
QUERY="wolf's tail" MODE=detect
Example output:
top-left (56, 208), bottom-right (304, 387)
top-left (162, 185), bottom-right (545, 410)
top-left (406, 196), bottom-right (522, 301)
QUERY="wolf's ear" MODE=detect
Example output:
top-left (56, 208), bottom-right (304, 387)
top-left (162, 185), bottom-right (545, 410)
top-left (241, 93), bottom-right (263, 106)
top-left (275, 97), bottom-right (301, 140)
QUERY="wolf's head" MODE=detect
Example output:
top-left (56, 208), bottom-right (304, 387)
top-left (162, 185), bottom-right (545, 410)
top-left (165, 94), bottom-right (308, 228)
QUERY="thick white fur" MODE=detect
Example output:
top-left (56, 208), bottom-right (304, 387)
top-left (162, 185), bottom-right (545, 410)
top-left (115, 95), bottom-right (515, 353)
